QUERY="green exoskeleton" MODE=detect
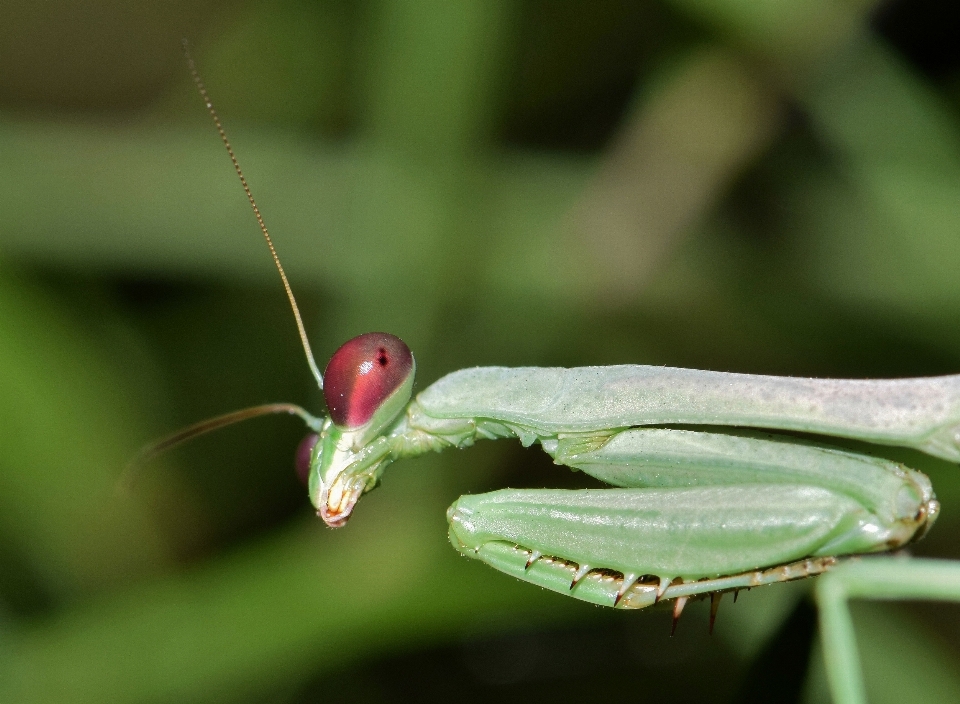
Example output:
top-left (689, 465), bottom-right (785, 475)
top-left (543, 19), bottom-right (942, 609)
top-left (301, 342), bottom-right (947, 622)
top-left (149, 43), bottom-right (960, 704)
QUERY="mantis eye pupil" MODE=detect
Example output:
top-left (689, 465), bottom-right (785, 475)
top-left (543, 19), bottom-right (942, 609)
top-left (295, 433), bottom-right (319, 486)
top-left (323, 332), bottom-right (414, 429)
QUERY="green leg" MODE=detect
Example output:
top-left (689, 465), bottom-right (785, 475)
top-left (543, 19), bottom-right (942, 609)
top-left (815, 557), bottom-right (960, 704)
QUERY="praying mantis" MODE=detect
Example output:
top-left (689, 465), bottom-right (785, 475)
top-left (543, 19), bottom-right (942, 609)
top-left (146, 43), bottom-right (960, 704)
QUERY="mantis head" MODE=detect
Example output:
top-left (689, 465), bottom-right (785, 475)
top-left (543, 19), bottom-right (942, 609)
top-left (126, 331), bottom-right (414, 528)
top-left (152, 52), bottom-right (414, 529)
top-left (303, 332), bottom-right (415, 527)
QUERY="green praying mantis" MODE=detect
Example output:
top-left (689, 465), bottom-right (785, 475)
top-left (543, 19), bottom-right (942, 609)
top-left (141, 43), bottom-right (960, 704)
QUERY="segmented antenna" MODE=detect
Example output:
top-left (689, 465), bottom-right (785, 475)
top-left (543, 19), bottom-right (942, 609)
top-left (181, 38), bottom-right (324, 390)
top-left (120, 403), bottom-right (323, 489)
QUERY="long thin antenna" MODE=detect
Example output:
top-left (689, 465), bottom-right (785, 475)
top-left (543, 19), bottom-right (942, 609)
top-left (182, 38), bottom-right (324, 390)
top-left (120, 403), bottom-right (323, 489)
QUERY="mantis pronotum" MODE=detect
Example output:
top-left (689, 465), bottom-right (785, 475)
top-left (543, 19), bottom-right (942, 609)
top-left (140, 42), bottom-right (960, 704)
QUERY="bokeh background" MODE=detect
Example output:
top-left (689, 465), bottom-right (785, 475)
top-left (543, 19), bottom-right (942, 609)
top-left (2, 0), bottom-right (960, 702)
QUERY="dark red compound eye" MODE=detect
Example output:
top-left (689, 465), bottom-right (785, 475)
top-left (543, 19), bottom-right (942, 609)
top-left (323, 332), bottom-right (414, 429)
top-left (295, 433), bottom-right (319, 486)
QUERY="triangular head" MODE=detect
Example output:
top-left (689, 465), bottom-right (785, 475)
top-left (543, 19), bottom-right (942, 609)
top-left (306, 333), bottom-right (416, 526)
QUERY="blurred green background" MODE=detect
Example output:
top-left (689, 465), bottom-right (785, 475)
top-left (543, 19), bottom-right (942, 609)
top-left (2, 0), bottom-right (960, 702)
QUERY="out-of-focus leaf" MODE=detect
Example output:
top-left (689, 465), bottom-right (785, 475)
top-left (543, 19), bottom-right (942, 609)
top-left (0, 268), bottom-right (177, 597)
top-left (802, 41), bottom-right (960, 310)
top-left (0, 458), bottom-right (594, 704)
top-left (804, 602), bottom-right (960, 704)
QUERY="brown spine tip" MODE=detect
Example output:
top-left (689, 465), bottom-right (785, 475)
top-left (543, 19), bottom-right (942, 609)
top-left (614, 573), bottom-right (640, 607)
top-left (709, 592), bottom-right (723, 635)
top-left (671, 596), bottom-right (688, 637)
top-left (570, 564), bottom-right (592, 590)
